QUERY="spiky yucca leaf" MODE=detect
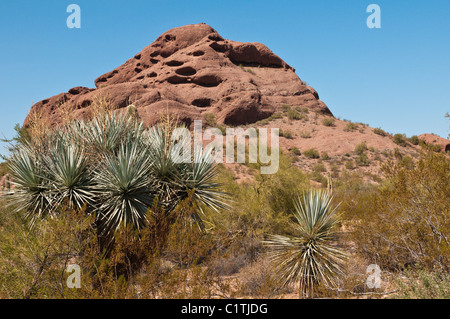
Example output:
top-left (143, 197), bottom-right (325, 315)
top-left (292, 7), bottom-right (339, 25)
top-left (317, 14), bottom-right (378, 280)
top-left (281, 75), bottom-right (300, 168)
top-left (264, 189), bottom-right (347, 298)
top-left (7, 144), bottom-right (52, 226)
top-left (95, 140), bottom-right (155, 237)
top-left (42, 140), bottom-right (95, 211)
top-left (145, 127), bottom-right (229, 227)
top-left (181, 148), bottom-right (230, 212)
top-left (83, 113), bottom-right (144, 155)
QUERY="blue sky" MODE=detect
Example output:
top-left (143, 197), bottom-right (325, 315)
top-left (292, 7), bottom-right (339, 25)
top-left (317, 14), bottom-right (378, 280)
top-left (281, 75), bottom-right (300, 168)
top-left (0, 1), bottom-right (449, 155)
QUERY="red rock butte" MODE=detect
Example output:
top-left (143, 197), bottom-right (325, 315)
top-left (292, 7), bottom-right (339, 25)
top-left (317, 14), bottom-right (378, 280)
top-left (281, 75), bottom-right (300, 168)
top-left (24, 23), bottom-right (331, 128)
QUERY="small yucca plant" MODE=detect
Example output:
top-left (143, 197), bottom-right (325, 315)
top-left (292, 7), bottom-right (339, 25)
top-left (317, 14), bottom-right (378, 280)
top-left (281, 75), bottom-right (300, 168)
top-left (264, 189), bottom-right (347, 298)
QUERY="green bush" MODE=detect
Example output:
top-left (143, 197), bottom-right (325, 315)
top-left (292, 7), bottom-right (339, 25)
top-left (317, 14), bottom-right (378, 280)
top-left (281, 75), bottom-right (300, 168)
top-left (345, 160), bottom-right (354, 170)
top-left (281, 104), bottom-right (291, 112)
top-left (204, 113), bottom-right (216, 126)
top-left (320, 152), bottom-right (330, 160)
top-left (279, 129), bottom-right (294, 139)
top-left (408, 135), bottom-right (419, 145)
top-left (303, 148), bottom-right (320, 159)
top-left (321, 118), bottom-right (335, 127)
top-left (395, 270), bottom-right (450, 299)
top-left (287, 109), bottom-right (304, 120)
top-left (354, 142), bottom-right (368, 155)
top-left (343, 122), bottom-right (359, 132)
top-left (355, 153), bottom-right (370, 166)
top-left (350, 151), bottom-right (450, 271)
top-left (299, 130), bottom-right (312, 138)
top-left (373, 128), bottom-right (387, 136)
top-left (290, 147), bottom-right (301, 156)
top-left (393, 133), bottom-right (407, 147)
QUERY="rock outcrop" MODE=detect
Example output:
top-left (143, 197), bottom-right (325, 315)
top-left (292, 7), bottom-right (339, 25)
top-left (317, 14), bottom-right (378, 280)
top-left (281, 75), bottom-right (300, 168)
top-left (24, 23), bottom-right (331, 128)
top-left (419, 134), bottom-right (450, 152)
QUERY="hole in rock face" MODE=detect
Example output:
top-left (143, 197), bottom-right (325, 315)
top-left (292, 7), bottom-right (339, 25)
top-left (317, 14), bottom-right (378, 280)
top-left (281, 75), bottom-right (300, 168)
top-left (165, 60), bottom-right (184, 67)
top-left (134, 53), bottom-right (141, 60)
top-left (150, 58), bottom-right (159, 64)
top-left (80, 100), bottom-right (92, 108)
top-left (42, 99), bottom-right (49, 105)
top-left (150, 51), bottom-right (160, 57)
top-left (175, 66), bottom-right (197, 76)
top-left (165, 34), bottom-right (176, 41)
top-left (192, 98), bottom-right (212, 108)
top-left (147, 72), bottom-right (157, 78)
top-left (167, 75), bottom-right (189, 84)
top-left (137, 75), bottom-right (144, 80)
top-left (208, 34), bottom-right (224, 41)
top-left (193, 75), bottom-right (222, 87)
top-left (192, 50), bottom-right (205, 56)
top-left (160, 51), bottom-right (172, 58)
top-left (135, 67), bottom-right (142, 73)
top-left (69, 88), bottom-right (80, 95)
top-left (209, 42), bottom-right (227, 53)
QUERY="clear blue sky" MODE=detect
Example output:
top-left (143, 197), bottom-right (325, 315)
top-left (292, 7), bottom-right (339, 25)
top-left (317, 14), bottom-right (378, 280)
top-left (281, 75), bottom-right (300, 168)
top-left (1, 1), bottom-right (449, 155)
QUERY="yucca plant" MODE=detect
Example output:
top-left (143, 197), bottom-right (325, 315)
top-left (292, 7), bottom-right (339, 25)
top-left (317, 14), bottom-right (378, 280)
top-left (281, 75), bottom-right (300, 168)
top-left (6, 110), bottom-right (228, 245)
top-left (42, 139), bottom-right (95, 211)
top-left (94, 139), bottom-right (155, 238)
top-left (7, 144), bottom-right (52, 227)
top-left (145, 125), bottom-right (229, 228)
top-left (264, 189), bottom-right (347, 298)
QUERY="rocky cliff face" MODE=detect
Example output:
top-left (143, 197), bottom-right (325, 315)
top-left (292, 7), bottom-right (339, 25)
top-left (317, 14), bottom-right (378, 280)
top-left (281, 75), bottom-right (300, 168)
top-left (24, 23), bottom-right (330, 128)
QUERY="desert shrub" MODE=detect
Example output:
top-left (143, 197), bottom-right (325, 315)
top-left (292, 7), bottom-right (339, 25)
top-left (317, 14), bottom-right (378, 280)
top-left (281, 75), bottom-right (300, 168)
top-left (281, 104), bottom-right (291, 112)
top-left (287, 109), bottom-right (303, 120)
top-left (238, 257), bottom-right (290, 297)
top-left (295, 106), bottom-right (309, 114)
top-left (204, 113), bottom-right (216, 126)
top-left (393, 133), bottom-right (408, 147)
top-left (354, 141), bottom-right (368, 155)
top-left (258, 113), bottom-right (283, 125)
top-left (345, 160), bottom-right (354, 170)
top-left (279, 129), bottom-right (294, 139)
top-left (313, 163), bottom-right (326, 173)
top-left (0, 205), bottom-right (96, 298)
top-left (211, 153), bottom-right (311, 249)
top-left (350, 151), bottom-right (450, 272)
top-left (394, 270), bottom-right (450, 299)
top-left (399, 155), bottom-right (414, 168)
top-left (355, 153), bottom-right (370, 166)
top-left (321, 117), bottom-right (335, 127)
top-left (299, 130), bottom-right (312, 138)
top-left (373, 128), bottom-right (387, 136)
top-left (0, 162), bottom-right (9, 177)
top-left (394, 147), bottom-right (403, 159)
top-left (430, 144), bottom-right (442, 152)
top-left (408, 135), bottom-right (419, 145)
top-left (320, 152), bottom-right (330, 160)
top-left (290, 147), bottom-right (301, 156)
top-left (303, 148), bottom-right (320, 159)
top-left (344, 122), bottom-right (359, 132)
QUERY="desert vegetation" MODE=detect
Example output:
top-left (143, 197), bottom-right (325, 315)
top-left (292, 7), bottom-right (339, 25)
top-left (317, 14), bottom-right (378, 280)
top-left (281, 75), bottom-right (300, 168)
top-left (0, 103), bottom-right (449, 300)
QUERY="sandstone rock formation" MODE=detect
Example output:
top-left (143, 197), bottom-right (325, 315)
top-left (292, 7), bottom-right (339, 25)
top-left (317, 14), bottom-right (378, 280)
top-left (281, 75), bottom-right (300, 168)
top-left (419, 134), bottom-right (450, 152)
top-left (24, 23), bottom-right (331, 128)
